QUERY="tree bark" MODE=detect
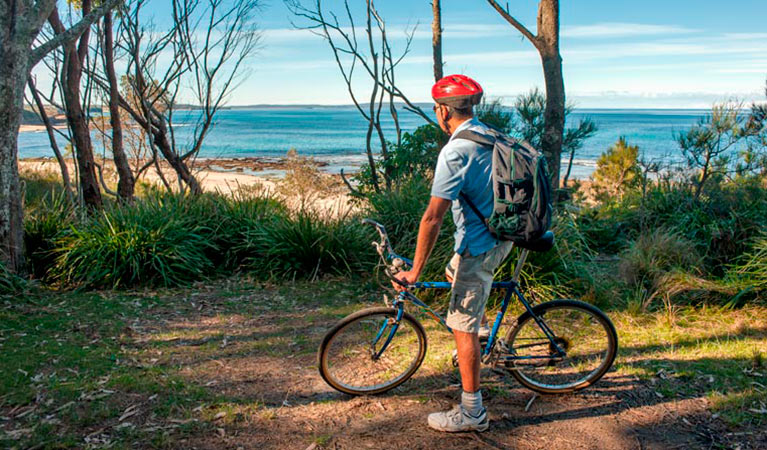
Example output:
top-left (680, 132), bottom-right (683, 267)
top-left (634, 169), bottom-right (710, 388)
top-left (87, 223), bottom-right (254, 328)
top-left (431, 0), bottom-right (443, 81)
top-left (0, 5), bottom-right (28, 273)
top-left (103, 12), bottom-right (134, 201)
top-left (540, 51), bottom-right (565, 189)
top-left (50, 3), bottom-right (103, 209)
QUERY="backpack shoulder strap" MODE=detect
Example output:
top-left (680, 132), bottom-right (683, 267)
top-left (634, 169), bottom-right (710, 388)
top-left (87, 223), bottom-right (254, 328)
top-left (459, 192), bottom-right (490, 228)
top-left (454, 126), bottom-right (497, 232)
top-left (453, 129), bottom-right (496, 148)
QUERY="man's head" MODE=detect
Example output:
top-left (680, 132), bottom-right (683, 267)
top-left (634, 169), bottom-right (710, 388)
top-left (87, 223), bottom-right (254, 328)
top-left (431, 74), bottom-right (483, 134)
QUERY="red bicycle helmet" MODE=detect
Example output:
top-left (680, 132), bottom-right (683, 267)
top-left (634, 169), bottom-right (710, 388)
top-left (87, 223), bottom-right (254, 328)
top-left (432, 74), bottom-right (483, 109)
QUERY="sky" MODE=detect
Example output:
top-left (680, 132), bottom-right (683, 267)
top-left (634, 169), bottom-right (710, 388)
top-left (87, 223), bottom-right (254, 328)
top-left (36, 0), bottom-right (767, 108)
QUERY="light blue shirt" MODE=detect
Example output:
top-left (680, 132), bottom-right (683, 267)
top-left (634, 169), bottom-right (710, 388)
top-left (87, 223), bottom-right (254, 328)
top-left (431, 117), bottom-right (498, 256)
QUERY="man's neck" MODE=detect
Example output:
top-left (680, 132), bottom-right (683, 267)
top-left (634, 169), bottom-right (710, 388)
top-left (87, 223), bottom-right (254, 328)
top-left (446, 116), bottom-right (473, 136)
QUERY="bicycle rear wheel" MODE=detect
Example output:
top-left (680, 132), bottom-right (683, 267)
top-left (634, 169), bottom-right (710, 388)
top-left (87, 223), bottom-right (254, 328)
top-left (503, 299), bottom-right (618, 394)
top-left (318, 307), bottom-right (427, 395)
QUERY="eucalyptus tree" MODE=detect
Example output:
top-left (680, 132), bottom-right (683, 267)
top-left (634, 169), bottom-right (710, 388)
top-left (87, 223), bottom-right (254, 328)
top-left (486, 0), bottom-right (565, 190)
top-left (0, 0), bottom-right (121, 274)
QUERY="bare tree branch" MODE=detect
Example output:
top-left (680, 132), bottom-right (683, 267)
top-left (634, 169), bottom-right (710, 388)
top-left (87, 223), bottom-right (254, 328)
top-left (30, 0), bottom-right (123, 66)
top-left (486, 0), bottom-right (539, 47)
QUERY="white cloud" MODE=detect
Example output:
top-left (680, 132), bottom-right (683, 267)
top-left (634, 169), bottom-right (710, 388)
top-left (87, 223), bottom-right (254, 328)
top-left (562, 23), bottom-right (699, 38)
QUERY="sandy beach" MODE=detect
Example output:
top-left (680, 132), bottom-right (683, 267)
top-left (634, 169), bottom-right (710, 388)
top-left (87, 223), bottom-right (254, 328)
top-left (18, 156), bottom-right (357, 213)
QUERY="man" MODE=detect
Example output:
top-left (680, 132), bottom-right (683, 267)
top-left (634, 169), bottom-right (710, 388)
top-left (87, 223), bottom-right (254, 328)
top-left (394, 74), bottom-right (513, 432)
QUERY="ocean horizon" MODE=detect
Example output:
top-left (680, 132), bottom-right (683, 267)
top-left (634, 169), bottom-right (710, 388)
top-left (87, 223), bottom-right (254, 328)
top-left (18, 107), bottom-right (710, 179)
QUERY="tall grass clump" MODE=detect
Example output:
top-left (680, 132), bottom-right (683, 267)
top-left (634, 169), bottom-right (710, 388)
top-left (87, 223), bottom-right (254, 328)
top-left (243, 210), bottom-right (376, 280)
top-left (51, 195), bottom-right (216, 289)
top-left (619, 229), bottom-right (700, 290)
top-left (0, 263), bottom-right (27, 296)
top-left (728, 237), bottom-right (767, 299)
top-left (24, 191), bottom-right (76, 279)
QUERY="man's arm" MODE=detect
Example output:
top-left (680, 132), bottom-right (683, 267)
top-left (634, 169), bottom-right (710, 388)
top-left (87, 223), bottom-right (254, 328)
top-left (393, 196), bottom-right (452, 290)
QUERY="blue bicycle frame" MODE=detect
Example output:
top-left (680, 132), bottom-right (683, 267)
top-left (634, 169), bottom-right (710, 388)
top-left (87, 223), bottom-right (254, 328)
top-left (363, 219), bottom-right (566, 365)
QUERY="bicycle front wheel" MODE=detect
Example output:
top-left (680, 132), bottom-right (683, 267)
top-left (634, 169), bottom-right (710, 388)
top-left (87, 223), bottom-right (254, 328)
top-left (503, 299), bottom-right (618, 394)
top-left (318, 307), bottom-right (427, 396)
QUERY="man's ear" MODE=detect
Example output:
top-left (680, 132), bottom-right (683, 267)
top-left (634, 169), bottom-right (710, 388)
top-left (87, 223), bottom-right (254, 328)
top-left (442, 105), bottom-right (452, 121)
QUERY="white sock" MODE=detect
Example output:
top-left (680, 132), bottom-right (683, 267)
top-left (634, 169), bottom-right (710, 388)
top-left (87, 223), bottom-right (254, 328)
top-left (461, 390), bottom-right (483, 417)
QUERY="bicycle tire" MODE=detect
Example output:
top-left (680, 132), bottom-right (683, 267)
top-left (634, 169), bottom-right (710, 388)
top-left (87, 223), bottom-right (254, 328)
top-left (318, 307), bottom-right (427, 396)
top-left (503, 299), bottom-right (618, 394)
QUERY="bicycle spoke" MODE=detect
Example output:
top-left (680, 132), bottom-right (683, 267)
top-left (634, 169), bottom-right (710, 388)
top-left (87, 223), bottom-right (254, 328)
top-left (504, 301), bottom-right (616, 392)
top-left (321, 310), bottom-right (425, 394)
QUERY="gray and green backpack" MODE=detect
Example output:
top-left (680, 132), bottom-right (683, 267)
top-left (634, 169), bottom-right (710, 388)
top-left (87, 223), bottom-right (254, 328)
top-left (456, 126), bottom-right (552, 243)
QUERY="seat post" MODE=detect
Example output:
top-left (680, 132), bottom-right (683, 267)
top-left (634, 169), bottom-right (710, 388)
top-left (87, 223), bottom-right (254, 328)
top-left (512, 247), bottom-right (529, 284)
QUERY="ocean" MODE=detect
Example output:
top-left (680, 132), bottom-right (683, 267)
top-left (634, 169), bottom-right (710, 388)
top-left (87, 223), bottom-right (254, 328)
top-left (17, 107), bottom-right (707, 179)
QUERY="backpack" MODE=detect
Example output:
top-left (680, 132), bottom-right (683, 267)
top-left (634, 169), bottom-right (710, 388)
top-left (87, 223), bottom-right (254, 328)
top-left (455, 126), bottom-right (552, 243)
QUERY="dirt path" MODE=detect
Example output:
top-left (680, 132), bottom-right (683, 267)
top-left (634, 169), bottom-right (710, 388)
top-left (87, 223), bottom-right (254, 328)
top-left (117, 284), bottom-right (759, 450)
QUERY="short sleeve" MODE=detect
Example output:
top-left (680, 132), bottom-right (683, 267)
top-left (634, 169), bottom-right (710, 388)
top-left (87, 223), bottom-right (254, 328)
top-left (431, 147), bottom-right (468, 201)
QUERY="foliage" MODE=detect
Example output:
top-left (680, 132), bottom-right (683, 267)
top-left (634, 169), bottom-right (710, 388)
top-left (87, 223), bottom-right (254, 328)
top-left (511, 89), bottom-right (597, 162)
top-left (24, 191), bottom-right (76, 279)
top-left (677, 102), bottom-right (749, 198)
top-left (728, 236), bottom-right (767, 297)
top-left (243, 210), bottom-right (375, 281)
top-left (356, 124), bottom-right (447, 193)
top-left (0, 262), bottom-right (27, 295)
top-left (591, 137), bottom-right (641, 201)
top-left (277, 149), bottom-right (341, 205)
top-left (618, 229), bottom-right (700, 295)
top-left (50, 195), bottom-right (217, 289)
top-left (476, 98), bottom-right (514, 133)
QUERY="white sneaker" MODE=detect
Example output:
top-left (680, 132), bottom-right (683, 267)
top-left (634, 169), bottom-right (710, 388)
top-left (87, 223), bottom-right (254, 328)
top-left (427, 404), bottom-right (489, 432)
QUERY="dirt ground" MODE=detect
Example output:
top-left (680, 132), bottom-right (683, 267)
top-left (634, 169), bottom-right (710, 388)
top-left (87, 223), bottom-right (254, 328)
top-left (111, 284), bottom-right (765, 450)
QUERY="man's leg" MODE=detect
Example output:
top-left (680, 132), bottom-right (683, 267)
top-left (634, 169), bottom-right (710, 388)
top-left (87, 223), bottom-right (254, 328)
top-left (428, 242), bottom-right (513, 432)
top-left (428, 251), bottom-right (490, 432)
top-left (454, 329), bottom-right (480, 393)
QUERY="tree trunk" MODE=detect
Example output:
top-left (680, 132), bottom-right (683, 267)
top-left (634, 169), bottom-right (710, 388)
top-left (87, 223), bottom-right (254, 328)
top-left (541, 51), bottom-right (565, 189)
top-left (28, 78), bottom-right (74, 198)
top-left (537, 0), bottom-right (565, 190)
top-left (50, 5), bottom-right (103, 209)
top-left (431, 0), bottom-right (443, 81)
top-left (103, 12), bottom-right (134, 201)
top-left (151, 116), bottom-right (202, 194)
top-left (487, 0), bottom-right (565, 191)
top-left (0, 23), bottom-right (28, 274)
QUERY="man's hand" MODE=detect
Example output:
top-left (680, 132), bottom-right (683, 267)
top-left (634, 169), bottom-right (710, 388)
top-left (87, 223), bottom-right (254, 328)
top-left (392, 270), bottom-right (419, 292)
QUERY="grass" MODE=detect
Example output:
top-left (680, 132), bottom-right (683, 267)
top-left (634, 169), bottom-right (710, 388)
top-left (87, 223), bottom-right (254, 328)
top-left (612, 305), bottom-right (767, 427)
top-left (2, 278), bottom-right (765, 447)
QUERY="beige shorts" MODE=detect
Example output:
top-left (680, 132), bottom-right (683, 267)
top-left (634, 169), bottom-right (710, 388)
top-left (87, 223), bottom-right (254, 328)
top-left (445, 241), bottom-right (513, 333)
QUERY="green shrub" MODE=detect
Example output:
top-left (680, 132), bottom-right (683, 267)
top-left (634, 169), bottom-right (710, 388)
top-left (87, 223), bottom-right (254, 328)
top-left (24, 191), bottom-right (76, 279)
top-left (51, 195), bottom-right (217, 289)
top-left (21, 169), bottom-right (69, 209)
top-left (211, 189), bottom-right (287, 270)
top-left (476, 98), bottom-right (514, 133)
top-left (618, 229), bottom-right (700, 293)
top-left (591, 137), bottom-right (641, 201)
top-left (0, 262), bottom-right (27, 296)
top-left (729, 236), bottom-right (767, 296)
top-left (356, 124), bottom-right (447, 192)
top-left (244, 210), bottom-right (375, 280)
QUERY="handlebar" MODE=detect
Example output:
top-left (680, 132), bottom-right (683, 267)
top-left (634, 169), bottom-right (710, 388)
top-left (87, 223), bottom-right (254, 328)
top-left (362, 218), bottom-right (412, 288)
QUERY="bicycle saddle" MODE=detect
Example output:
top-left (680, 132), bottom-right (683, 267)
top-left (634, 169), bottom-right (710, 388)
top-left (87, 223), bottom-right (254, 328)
top-left (516, 231), bottom-right (555, 252)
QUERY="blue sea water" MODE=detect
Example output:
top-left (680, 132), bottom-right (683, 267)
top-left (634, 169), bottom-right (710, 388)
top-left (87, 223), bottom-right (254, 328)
top-left (17, 106), bottom-right (707, 178)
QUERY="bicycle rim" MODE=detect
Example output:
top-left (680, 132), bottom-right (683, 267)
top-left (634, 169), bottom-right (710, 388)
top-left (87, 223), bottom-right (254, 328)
top-left (319, 308), bottom-right (426, 395)
top-left (504, 300), bottom-right (617, 393)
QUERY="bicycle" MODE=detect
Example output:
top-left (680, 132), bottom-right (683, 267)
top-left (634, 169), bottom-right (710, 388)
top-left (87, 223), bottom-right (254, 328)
top-left (318, 219), bottom-right (618, 396)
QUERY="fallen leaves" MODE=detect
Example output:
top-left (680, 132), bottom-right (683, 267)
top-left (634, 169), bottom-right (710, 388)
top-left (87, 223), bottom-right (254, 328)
top-left (118, 404), bottom-right (141, 422)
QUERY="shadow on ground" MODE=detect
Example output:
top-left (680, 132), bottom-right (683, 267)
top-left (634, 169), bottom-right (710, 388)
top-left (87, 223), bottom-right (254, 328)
top-left (104, 283), bottom-right (764, 450)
